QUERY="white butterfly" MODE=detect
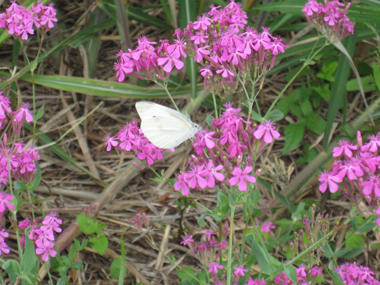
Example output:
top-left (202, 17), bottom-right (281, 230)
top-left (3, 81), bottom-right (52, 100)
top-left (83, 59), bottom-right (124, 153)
top-left (136, 101), bottom-right (202, 149)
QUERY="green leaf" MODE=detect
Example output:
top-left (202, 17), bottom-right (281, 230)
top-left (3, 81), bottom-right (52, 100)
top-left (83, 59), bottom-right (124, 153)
top-left (2, 73), bottom-right (201, 99)
top-left (358, 0), bottom-right (380, 7)
top-left (313, 84), bottom-right (331, 100)
top-left (206, 114), bottom-right (214, 126)
top-left (266, 110), bottom-right (284, 122)
top-left (283, 122), bottom-right (306, 154)
top-left (35, 104), bottom-right (45, 121)
top-left (341, 123), bottom-right (356, 138)
top-left (306, 114), bottom-right (326, 135)
top-left (3, 260), bottom-right (21, 283)
top-left (89, 236), bottom-right (109, 255)
top-left (347, 75), bottom-right (376, 91)
top-left (284, 264), bottom-right (297, 284)
top-left (21, 229), bottom-right (37, 275)
top-left (345, 232), bottom-right (365, 249)
top-left (301, 100), bottom-right (313, 116)
top-left (30, 163), bottom-right (42, 190)
top-left (372, 62), bottom-right (380, 91)
top-left (77, 214), bottom-right (89, 234)
top-left (317, 62), bottom-right (338, 82)
top-left (247, 234), bottom-right (275, 275)
top-left (110, 258), bottom-right (122, 279)
top-left (323, 35), bottom-right (357, 149)
top-left (177, 267), bottom-right (196, 281)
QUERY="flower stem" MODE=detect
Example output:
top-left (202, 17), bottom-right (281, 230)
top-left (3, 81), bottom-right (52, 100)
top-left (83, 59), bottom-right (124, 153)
top-left (226, 205), bottom-right (235, 285)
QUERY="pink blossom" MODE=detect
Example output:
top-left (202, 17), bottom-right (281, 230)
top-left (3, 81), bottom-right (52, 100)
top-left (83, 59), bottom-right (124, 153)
top-left (157, 53), bottom-right (184, 73)
top-left (319, 170), bottom-right (342, 193)
top-left (233, 265), bottom-right (248, 277)
top-left (310, 266), bottom-right (322, 277)
top-left (362, 175), bottom-right (380, 197)
top-left (208, 262), bottom-right (223, 274)
top-left (254, 120), bottom-right (280, 143)
top-left (229, 166), bottom-right (256, 191)
top-left (174, 173), bottom-right (190, 196)
top-left (36, 242), bottom-right (57, 261)
top-left (261, 222), bottom-right (275, 233)
top-left (333, 140), bottom-right (358, 158)
top-left (0, 192), bottom-right (14, 212)
top-left (104, 135), bottom-right (118, 151)
top-left (11, 103), bottom-right (33, 135)
top-left (180, 235), bottom-right (194, 245)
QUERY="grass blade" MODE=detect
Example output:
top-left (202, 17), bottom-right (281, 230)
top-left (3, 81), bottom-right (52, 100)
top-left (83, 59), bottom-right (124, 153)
top-left (0, 73), bottom-right (201, 98)
top-left (322, 34), bottom-right (357, 149)
top-left (179, 0), bottom-right (198, 99)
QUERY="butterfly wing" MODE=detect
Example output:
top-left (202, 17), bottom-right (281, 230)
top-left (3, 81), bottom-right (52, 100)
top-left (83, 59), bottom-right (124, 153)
top-left (136, 102), bottom-right (201, 149)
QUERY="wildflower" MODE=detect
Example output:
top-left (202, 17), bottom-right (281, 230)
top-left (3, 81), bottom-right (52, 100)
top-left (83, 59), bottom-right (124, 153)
top-left (174, 173), bottom-right (190, 196)
top-left (261, 222), bottom-right (275, 233)
top-left (254, 120), bottom-right (280, 143)
top-left (157, 53), bottom-right (184, 73)
top-left (180, 235), bottom-right (194, 246)
top-left (229, 166), bottom-right (256, 191)
top-left (0, 192), bottom-right (14, 212)
top-left (0, 238), bottom-right (10, 256)
top-left (318, 170), bottom-right (341, 193)
top-left (208, 262), bottom-right (223, 274)
top-left (35, 242), bottom-right (57, 262)
top-left (104, 135), bottom-right (119, 151)
top-left (11, 103), bottom-right (33, 135)
top-left (332, 140), bottom-right (358, 158)
top-left (233, 265), bottom-right (248, 277)
top-left (362, 175), bottom-right (380, 197)
top-left (18, 218), bottom-right (30, 230)
top-left (310, 266), bottom-right (323, 277)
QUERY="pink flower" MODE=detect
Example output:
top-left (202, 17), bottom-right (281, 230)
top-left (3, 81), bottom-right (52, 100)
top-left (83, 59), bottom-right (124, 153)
top-left (104, 135), bottom-right (118, 151)
top-left (332, 140), bottom-right (358, 158)
top-left (362, 175), bottom-right (380, 197)
top-left (319, 170), bottom-right (342, 193)
top-left (11, 103), bottom-right (33, 135)
top-left (18, 218), bottom-right (30, 230)
top-left (0, 192), bottom-right (14, 212)
top-left (157, 53), bottom-right (184, 73)
top-left (186, 165), bottom-right (208, 189)
top-left (233, 265), bottom-right (248, 277)
top-left (261, 222), bottom-right (275, 233)
top-left (310, 266), bottom-right (322, 277)
top-left (180, 235), bottom-right (194, 245)
top-left (229, 166), bottom-right (256, 191)
top-left (36, 242), bottom-right (57, 261)
top-left (174, 173), bottom-right (190, 196)
top-left (208, 262), bottom-right (223, 274)
top-left (0, 238), bottom-right (10, 256)
top-left (254, 120), bottom-right (280, 143)
top-left (202, 161), bottom-right (225, 188)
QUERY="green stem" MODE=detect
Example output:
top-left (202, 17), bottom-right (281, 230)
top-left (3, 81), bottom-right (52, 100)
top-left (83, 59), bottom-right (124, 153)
top-left (226, 205), bottom-right (235, 285)
top-left (212, 92), bottom-right (218, 118)
top-left (45, 262), bottom-right (54, 284)
top-left (162, 83), bottom-right (181, 112)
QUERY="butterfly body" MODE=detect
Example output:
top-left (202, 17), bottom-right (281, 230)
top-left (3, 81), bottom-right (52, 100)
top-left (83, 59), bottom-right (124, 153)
top-left (136, 102), bottom-right (201, 149)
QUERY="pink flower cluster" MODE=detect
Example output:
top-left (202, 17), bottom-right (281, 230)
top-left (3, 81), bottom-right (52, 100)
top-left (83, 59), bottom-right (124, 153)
top-left (174, 103), bottom-right (280, 195)
top-left (0, 228), bottom-right (10, 256)
top-left (114, 0), bottom-right (288, 92)
top-left (336, 262), bottom-right (380, 284)
top-left (0, 91), bottom-right (34, 135)
top-left (0, 133), bottom-right (40, 185)
top-left (20, 213), bottom-right (62, 262)
top-left (319, 132), bottom-right (380, 200)
top-left (104, 119), bottom-right (165, 166)
top-left (303, 0), bottom-right (354, 42)
top-left (0, 1), bottom-right (57, 40)
top-left (273, 265), bottom-right (322, 284)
